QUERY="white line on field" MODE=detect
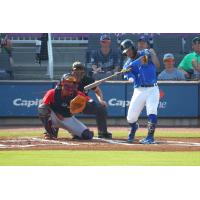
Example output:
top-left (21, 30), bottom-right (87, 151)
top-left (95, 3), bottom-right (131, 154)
top-left (157, 140), bottom-right (200, 147)
top-left (93, 137), bottom-right (138, 146)
top-left (0, 144), bottom-right (46, 148)
top-left (94, 138), bottom-right (200, 147)
top-left (31, 137), bottom-right (79, 146)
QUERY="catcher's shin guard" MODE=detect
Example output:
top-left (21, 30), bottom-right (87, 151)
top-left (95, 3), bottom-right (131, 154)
top-left (38, 103), bottom-right (58, 139)
top-left (81, 129), bottom-right (94, 140)
top-left (40, 117), bottom-right (58, 139)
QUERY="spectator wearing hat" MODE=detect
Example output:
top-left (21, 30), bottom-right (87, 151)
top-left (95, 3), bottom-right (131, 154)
top-left (158, 53), bottom-right (185, 80)
top-left (192, 58), bottom-right (200, 79)
top-left (91, 34), bottom-right (120, 80)
top-left (178, 36), bottom-right (200, 79)
top-left (191, 37), bottom-right (200, 79)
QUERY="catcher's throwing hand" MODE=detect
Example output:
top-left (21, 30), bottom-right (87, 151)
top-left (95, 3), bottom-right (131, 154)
top-left (70, 95), bottom-right (87, 114)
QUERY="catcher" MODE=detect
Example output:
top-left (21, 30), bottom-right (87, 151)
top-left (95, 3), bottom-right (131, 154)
top-left (70, 61), bottom-right (112, 139)
top-left (38, 73), bottom-right (94, 140)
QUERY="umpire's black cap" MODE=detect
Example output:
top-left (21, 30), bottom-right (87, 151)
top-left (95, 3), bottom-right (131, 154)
top-left (72, 61), bottom-right (85, 71)
top-left (120, 39), bottom-right (136, 54)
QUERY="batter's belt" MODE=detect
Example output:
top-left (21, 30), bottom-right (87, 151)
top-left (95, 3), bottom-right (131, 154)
top-left (140, 83), bottom-right (158, 87)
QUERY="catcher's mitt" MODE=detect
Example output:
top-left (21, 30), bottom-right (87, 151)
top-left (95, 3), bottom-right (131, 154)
top-left (70, 95), bottom-right (87, 114)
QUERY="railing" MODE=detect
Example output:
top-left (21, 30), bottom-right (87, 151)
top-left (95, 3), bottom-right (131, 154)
top-left (8, 33), bottom-right (89, 44)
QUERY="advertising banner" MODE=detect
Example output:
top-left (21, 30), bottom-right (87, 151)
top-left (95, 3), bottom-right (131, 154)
top-left (0, 82), bottom-right (53, 116)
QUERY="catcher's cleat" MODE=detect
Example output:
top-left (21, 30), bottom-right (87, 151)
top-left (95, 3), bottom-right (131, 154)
top-left (98, 132), bottom-right (112, 139)
top-left (139, 137), bottom-right (156, 144)
top-left (72, 135), bottom-right (82, 140)
top-left (44, 133), bottom-right (56, 140)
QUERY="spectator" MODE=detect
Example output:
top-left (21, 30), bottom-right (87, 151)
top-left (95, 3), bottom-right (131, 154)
top-left (35, 38), bottom-right (42, 64)
top-left (178, 36), bottom-right (200, 79)
top-left (0, 33), bottom-right (14, 79)
top-left (191, 38), bottom-right (200, 80)
top-left (91, 34), bottom-right (120, 79)
top-left (0, 33), bottom-right (14, 66)
top-left (137, 35), bottom-right (160, 69)
top-left (158, 53), bottom-right (185, 80)
top-left (192, 58), bottom-right (200, 79)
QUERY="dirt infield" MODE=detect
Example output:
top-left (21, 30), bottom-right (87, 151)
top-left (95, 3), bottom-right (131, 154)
top-left (0, 127), bottom-right (200, 151)
top-left (1, 137), bottom-right (200, 151)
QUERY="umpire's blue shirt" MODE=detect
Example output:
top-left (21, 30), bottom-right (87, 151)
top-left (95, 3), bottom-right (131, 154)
top-left (123, 49), bottom-right (157, 88)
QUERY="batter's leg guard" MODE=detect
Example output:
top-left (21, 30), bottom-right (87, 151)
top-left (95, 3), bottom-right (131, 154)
top-left (127, 122), bottom-right (139, 143)
top-left (146, 122), bottom-right (156, 139)
top-left (146, 114), bottom-right (157, 139)
top-left (81, 129), bottom-right (94, 140)
top-left (139, 114), bottom-right (157, 144)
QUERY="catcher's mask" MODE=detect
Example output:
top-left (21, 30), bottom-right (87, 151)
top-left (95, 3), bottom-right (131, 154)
top-left (71, 61), bottom-right (85, 81)
top-left (120, 39), bottom-right (137, 57)
top-left (60, 73), bottom-right (78, 95)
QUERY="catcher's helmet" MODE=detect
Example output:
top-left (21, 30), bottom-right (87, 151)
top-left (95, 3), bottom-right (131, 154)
top-left (120, 39), bottom-right (136, 54)
top-left (60, 73), bottom-right (77, 84)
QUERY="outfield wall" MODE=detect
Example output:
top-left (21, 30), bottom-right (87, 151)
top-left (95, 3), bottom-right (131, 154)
top-left (0, 80), bottom-right (200, 126)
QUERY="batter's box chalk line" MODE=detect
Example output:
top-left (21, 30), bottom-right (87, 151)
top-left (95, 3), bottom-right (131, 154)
top-left (31, 137), bottom-right (79, 146)
top-left (94, 137), bottom-right (200, 147)
top-left (157, 140), bottom-right (200, 147)
top-left (93, 137), bottom-right (139, 146)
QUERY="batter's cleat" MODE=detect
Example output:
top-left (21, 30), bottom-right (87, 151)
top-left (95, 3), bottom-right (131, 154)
top-left (127, 133), bottom-right (134, 143)
top-left (139, 137), bottom-right (156, 144)
top-left (98, 132), bottom-right (112, 139)
top-left (127, 122), bottom-right (139, 143)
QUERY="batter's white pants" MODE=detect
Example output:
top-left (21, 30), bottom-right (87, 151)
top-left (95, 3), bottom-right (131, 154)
top-left (50, 110), bottom-right (88, 137)
top-left (127, 86), bottom-right (160, 123)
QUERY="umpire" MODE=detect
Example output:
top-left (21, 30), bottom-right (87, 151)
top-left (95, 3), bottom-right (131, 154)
top-left (70, 61), bottom-right (112, 139)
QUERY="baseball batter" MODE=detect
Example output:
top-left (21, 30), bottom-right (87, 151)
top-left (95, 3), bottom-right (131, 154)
top-left (38, 73), bottom-right (94, 140)
top-left (120, 39), bottom-right (160, 144)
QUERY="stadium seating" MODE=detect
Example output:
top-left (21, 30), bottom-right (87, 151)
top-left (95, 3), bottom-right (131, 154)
top-left (12, 45), bottom-right (87, 80)
top-left (2, 33), bottom-right (199, 80)
top-left (0, 52), bottom-right (13, 79)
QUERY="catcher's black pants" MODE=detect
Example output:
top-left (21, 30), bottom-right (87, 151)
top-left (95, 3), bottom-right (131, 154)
top-left (82, 100), bottom-right (108, 134)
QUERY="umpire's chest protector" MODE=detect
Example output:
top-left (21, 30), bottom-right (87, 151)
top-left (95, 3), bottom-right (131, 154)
top-left (50, 88), bottom-right (74, 117)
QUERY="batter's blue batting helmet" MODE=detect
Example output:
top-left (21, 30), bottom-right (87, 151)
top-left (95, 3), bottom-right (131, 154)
top-left (120, 39), bottom-right (136, 55)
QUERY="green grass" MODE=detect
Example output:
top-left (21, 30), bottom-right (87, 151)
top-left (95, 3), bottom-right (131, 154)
top-left (0, 128), bottom-right (199, 166)
top-left (0, 129), bottom-right (200, 138)
top-left (0, 150), bottom-right (200, 166)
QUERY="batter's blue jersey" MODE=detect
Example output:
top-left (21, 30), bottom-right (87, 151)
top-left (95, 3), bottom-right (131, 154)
top-left (123, 49), bottom-right (157, 88)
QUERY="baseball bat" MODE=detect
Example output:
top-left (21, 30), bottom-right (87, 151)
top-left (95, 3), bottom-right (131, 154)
top-left (84, 69), bottom-right (130, 91)
top-left (84, 55), bottom-right (148, 91)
